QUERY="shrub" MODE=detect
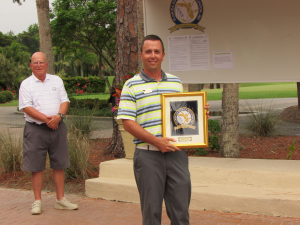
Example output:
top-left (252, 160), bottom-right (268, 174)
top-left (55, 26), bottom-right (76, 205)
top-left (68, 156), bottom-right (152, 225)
top-left (0, 93), bottom-right (6, 103)
top-left (63, 76), bottom-right (106, 94)
top-left (70, 107), bottom-right (113, 117)
top-left (69, 98), bottom-right (108, 111)
top-left (0, 128), bottom-right (23, 173)
top-left (244, 100), bottom-right (279, 136)
top-left (195, 148), bottom-right (208, 156)
top-left (65, 131), bottom-right (96, 180)
top-left (66, 100), bottom-right (100, 136)
top-left (208, 119), bottom-right (221, 152)
top-left (208, 119), bottom-right (221, 134)
top-left (1, 90), bottom-right (14, 102)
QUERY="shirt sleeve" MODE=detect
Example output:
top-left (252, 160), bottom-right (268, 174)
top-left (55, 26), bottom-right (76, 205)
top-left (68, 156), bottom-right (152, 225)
top-left (18, 81), bottom-right (32, 111)
top-left (117, 82), bottom-right (137, 121)
top-left (58, 77), bottom-right (70, 104)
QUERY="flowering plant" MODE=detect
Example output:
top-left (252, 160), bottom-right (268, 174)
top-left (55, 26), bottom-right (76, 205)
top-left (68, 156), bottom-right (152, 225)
top-left (111, 73), bottom-right (135, 112)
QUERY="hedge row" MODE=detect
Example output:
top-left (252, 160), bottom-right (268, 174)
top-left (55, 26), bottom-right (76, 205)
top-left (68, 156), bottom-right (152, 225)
top-left (63, 76), bottom-right (106, 94)
top-left (0, 91), bottom-right (14, 103)
top-left (69, 97), bottom-right (109, 110)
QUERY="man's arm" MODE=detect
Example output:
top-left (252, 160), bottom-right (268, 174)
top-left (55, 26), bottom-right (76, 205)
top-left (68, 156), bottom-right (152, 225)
top-left (46, 101), bottom-right (69, 129)
top-left (122, 119), bottom-right (180, 153)
top-left (23, 107), bottom-right (50, 124)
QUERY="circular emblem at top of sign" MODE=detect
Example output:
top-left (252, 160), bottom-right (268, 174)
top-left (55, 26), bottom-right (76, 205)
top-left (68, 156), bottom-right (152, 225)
top-left (174, 107), bottom-right (195, 126)
top-left (170, 0), bottom-right (203, 25)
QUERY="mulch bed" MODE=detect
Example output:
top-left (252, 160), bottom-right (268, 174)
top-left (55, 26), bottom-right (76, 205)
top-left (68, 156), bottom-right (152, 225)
top-left (1, 106), bottom-right (300, 195)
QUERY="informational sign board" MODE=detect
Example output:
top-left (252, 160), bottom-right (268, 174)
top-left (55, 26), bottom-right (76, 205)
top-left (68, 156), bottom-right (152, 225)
top-left (143, 0), bottom-right (300, 83)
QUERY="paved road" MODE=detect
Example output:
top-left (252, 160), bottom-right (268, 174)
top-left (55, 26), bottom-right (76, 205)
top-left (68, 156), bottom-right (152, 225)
top-left (0, 107), bottom-right (114, 139)
top-left (1, 98), bottom-right (299, 138)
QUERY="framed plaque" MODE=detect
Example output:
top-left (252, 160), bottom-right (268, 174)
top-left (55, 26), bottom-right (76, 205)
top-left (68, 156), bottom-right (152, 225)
top-left (161, 92), bottom-right (208, 148)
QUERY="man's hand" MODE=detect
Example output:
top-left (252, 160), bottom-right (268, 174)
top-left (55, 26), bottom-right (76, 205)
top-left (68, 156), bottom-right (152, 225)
top-left (46, 115), bottom-right (61, 130)
top-left (122, 119), bottom-right (180, 153)
top-left (205, 103), bottom-right (210, 118)
top-left (155, 137), bottom-right (181, 153)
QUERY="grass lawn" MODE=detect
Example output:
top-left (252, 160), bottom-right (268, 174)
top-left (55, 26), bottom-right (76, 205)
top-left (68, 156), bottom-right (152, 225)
top-left (206, 82), bottom-right (297, 100)
top-left (0, 100), bottom-right (19, 107)
top-left (69, 93), bottom-right (110, 100)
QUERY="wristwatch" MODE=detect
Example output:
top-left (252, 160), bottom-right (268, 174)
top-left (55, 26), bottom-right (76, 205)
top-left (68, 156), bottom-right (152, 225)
top-left (58, 113), bottom-right (65, 120)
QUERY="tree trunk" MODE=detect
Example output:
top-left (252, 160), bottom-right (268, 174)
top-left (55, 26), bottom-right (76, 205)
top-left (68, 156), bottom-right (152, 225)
top-left (104, 0), bottom-right (139, 158)
top-left (80, 60), bottom-right (84, 77)
top-left (36, 0), bottom-right (54, 74)
top-left (71, 61), bottom-right (75, 77)
top-left (188, 84), bottom-right (204, 92)
top-left (97, 58), bottom-right (112, 93)
top-left (297, 82), bottom-right (300, 109)
top-left (219, 83), bottom-right (240, 157)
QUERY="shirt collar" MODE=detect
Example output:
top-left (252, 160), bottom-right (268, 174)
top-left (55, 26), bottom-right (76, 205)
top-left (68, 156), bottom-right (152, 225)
top-left (139, 69), bottom-right (167, 82)
top-left (32, 73), bottom-right (50, 82)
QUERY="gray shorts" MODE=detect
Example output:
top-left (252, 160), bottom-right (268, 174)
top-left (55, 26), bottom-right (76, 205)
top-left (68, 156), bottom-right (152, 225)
top-left (23, 121), bottom-right (70, 172)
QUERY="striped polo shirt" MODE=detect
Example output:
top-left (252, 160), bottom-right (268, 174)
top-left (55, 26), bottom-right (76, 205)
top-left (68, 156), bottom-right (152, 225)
top-left (117, 70), bottom-right (183, 147)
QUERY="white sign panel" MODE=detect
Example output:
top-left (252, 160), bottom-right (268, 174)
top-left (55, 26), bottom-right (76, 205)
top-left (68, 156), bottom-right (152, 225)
top-left (143, 0), bottom-right (300, 83)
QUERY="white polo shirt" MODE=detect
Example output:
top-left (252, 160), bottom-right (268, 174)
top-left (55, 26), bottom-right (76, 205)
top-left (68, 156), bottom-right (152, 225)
top-left (19, 73), bottom-right (70, 124)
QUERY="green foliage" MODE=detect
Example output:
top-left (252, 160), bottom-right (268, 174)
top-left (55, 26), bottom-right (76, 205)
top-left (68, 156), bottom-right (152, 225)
top-left (51, 0), bottom-right (117, 72)
top-left (69, 97), bottom-right (108, 110)
top-left (0, 93), bottom-right (6, 103)
top-left (0, 42), bottom-right (31, 90)
top-left (244, 100), bottom-right (279, 136)
top-left (287, 139), bottom-right (297, 160)
top-left (208, 135), bottom-right (220, 152)
top-left (0, 91), bottom-right (14, 102)
top-left (65, 131), bottom-right (96, 180)
top-left (12, 0), bottom-right (25, 5)
top-left (0, 129), bottom-right (23, 173)
top-left (0, 31), bottom-right (16, 47)
top-left (195, 148), bottom-right (208, 156)
top-left (208, 119), bottom-right (221, 152)
top-left (16, 24), bottom-right (39, 55)
top-left (66, 99), bottom-right (102, 136)
top-left (70, 107), bottom-right (113, 117)
top-left (63, 76), bottom-right (106, 94)
top-left (208, 119), bottom-right (221, 134)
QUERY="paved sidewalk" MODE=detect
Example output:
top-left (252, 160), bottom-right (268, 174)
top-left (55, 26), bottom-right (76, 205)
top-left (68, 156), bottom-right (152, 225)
top-left (1, 188), bottom-right (300, 225)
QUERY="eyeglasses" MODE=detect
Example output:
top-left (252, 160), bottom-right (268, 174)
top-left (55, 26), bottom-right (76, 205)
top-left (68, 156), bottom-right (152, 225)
top-left (32, 61), bottom-right (46, 65)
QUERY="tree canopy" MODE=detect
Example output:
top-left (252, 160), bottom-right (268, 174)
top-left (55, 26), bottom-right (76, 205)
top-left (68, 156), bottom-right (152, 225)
top-left (0, 42), bottom-right (31, 90)
top-left (16, 24), bottom-right (40, 55)
top-left (0, 32), bottom-right (16, 47)
top-left (51, 0), bottom-right (117, 71)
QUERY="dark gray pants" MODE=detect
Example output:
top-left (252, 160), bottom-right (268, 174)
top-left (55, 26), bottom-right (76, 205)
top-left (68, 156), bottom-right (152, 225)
top-left (134, 148), bottom-right (191, 225)
top-left (23, 121), bottom-right (70, 172)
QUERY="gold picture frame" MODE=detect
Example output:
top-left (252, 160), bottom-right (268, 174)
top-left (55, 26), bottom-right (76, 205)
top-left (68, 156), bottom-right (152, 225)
top-left (161, 91), bottom-right (208, 148)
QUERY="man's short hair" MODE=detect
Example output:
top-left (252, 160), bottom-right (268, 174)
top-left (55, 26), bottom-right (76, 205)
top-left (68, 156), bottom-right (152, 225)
top-left (140, 35), bottom-right (165, 53)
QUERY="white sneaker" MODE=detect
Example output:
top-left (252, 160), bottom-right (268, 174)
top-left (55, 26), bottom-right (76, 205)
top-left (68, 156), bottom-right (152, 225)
top-left (55, 197), bottom-right (78, 210)
top-left (31, 200), bottom-right (42, 215)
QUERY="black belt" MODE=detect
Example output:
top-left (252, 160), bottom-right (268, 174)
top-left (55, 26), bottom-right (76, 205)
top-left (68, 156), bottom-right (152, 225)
top-left (27, 121), bottom-right (48, 126)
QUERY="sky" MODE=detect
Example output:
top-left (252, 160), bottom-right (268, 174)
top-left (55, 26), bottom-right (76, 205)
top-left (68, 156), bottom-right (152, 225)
top-left (0, 0), bottom-right (55, 35)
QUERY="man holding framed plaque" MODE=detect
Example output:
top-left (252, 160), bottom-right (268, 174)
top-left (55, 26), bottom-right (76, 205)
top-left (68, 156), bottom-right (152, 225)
top-left (117, 35), bottom-right (210, 225)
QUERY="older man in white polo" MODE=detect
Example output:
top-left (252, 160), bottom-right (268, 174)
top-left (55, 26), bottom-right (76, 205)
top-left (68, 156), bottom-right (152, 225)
top-left (19, 52), bottom-right (78, 215)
